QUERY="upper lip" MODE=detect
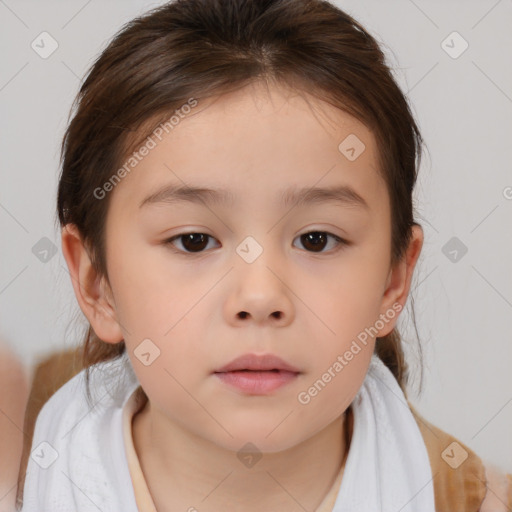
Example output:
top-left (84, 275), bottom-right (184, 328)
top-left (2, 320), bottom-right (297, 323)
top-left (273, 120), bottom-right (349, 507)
top-left (214, 353), bottom-right (301, 373)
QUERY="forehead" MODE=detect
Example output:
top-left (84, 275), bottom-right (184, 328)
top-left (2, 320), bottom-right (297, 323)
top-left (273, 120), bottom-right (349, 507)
top-left (110, 81), bottom-right (387, 216)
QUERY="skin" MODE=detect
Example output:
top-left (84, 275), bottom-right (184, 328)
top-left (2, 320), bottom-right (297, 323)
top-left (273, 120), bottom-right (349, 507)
top-left (480, 463), bottom-right (511, 512)
top-left (0, 343), bottom-right (29, 512)
top-left (62, 81), bottom-right (424, 512)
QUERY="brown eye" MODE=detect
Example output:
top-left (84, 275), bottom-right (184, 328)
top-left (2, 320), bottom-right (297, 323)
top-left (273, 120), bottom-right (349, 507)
top-left (294, 231), bottom-right (346, 253)
top-left (165, 233), bottom-right (219, 253)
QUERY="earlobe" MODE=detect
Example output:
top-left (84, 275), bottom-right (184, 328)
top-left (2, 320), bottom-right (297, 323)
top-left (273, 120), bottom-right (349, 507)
top-left (377, 225), bottom-right (424, 337)
top-left (61, 224), bottom-right (124, 344)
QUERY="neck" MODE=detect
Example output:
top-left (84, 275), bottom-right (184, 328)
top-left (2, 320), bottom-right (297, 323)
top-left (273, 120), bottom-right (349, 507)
top-left (132, 393), bottom-right (353, 512)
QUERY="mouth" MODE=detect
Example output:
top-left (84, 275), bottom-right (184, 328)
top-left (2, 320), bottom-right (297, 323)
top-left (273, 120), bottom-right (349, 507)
top-left (213, 354), bottom-right (301, 394)
top-left (214, 369), bottom-right (299, 394)
top-left (215, 369), bottom-right (298, 376)
top-left (213, 353), bottom-right (301, 374)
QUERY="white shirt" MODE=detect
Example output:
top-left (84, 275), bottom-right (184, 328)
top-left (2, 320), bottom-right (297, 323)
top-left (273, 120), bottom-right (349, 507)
top-left (21, 353), bottom-right (141, 511)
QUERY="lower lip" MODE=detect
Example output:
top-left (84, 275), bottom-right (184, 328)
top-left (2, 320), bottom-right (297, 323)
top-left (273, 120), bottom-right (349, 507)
top-left (214, 370), bottom-right (299, 394)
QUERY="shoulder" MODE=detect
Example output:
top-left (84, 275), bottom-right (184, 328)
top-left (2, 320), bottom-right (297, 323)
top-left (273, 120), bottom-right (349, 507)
top-left (407, 401), bottom-right (512, 512)
top-left (21, 354), bottom-right (140, 510)
top-left (31, 364), bottom-right (87, 436)
top-left (32, 352), bottom-right (138, 439)
top-left (479, 462), bottom-right (512, 512)
top-left (20, 368), bottom-right (91, 510)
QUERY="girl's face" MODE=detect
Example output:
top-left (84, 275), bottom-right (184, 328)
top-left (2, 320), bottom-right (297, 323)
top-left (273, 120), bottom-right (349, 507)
top-left (86, 82), bottom-right (421, 452)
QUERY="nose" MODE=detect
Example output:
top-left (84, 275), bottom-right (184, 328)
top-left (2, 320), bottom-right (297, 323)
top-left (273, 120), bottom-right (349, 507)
top-left (224, 255), bottom-right (295, 328)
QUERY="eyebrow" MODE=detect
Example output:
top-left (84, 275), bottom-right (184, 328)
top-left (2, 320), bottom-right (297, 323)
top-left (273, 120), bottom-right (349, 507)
top-left (139, 183), bottom-right (369, 211)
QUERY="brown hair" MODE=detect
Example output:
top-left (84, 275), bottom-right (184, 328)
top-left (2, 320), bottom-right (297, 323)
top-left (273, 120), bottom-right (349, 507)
top-left (57, 0), bottom-right (424, 402)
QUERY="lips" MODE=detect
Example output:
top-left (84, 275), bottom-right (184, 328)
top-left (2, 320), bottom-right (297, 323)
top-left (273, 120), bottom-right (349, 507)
top-left (214, 353), bottom-right (301, 374)
top-left (213, 353), bottom-right (301, 394)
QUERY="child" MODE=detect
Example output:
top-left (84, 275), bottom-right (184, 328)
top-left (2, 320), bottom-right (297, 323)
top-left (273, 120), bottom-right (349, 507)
top-left (19, 0), bottom-right (511, 510)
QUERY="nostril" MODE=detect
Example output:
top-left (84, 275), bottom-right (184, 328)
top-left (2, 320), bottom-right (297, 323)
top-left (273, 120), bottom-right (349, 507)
top-left (238, 311), bottom-right (249, 319)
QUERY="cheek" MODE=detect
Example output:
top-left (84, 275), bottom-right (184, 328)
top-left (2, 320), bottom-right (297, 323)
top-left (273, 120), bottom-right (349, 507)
top-left (300, 348), bottom-right (373, 407)
top-left (124, 315), bottom-right (207, 415)
top-left (295, 255), bottom-right (386, 380)
top-left (107, 240), bottom-right (189, 329)
top-left (307, 255), bottom-right (387, 333)
top-left (108, 255), bottom-right (207, 365)
top-left (290, 346), bottom-right (373, 451)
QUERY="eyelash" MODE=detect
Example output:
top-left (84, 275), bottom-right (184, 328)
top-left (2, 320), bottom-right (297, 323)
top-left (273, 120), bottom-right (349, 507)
top-left (163, 231), bottom-right (350, 255)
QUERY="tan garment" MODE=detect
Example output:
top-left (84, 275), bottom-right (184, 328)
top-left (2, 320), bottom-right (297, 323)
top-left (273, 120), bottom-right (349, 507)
top-left (408, 401), bottom-right (512, 512)
top-left (124, 388), bottom-right (157, 512)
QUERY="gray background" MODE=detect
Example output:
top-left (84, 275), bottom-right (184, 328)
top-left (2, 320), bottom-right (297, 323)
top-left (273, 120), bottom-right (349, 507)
top-left (1, 0), bottom-right (511, 472)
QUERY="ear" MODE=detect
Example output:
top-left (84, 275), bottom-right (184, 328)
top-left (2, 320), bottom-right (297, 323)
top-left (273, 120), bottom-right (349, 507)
top-left (61, 224), bottom-right (123, 344)
top-left (376, 224), bottom-right (424, 337)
